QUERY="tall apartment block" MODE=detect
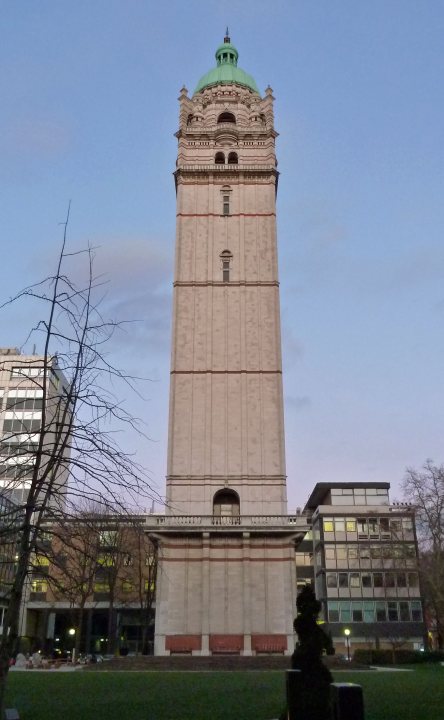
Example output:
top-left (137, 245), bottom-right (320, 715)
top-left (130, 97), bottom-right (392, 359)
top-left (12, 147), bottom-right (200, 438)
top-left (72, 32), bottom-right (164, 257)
top-left (0, 347), bottom-right (69, 507)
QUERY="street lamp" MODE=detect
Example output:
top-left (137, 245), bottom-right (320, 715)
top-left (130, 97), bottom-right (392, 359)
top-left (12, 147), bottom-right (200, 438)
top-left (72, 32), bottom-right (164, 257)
top-left (68, 628), bottom-right (76, 637)
top-left (344, 628), bottom-right (351, 662)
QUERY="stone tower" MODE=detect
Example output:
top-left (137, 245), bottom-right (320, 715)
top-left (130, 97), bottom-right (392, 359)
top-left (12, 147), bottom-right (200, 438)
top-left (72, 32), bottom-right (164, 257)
top-left (154, 34), bottom-right (299, 656)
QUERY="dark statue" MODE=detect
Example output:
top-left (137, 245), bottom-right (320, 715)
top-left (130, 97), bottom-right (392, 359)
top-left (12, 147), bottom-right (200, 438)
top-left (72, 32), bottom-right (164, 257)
top-left (285, 585), bottom-right (335, 720)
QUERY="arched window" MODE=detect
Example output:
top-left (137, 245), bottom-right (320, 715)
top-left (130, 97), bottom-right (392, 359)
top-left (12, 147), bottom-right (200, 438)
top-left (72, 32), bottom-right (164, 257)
top-left (213, 489), bottom-right (240, 520)
top-left (228, 152), bottom-right (238, 165)
top-left (220, 250), bottom-right (232, 282)
top-left (215, 152), bottom-right (225, 165)
top-left (217, 112), bottom-right (236, 124)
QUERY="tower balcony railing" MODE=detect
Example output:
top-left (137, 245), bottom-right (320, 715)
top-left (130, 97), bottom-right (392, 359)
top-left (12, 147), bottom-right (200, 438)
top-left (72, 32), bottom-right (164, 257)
top-left (144, 513), bottom-right (310, 530)
top-left (176, 164), bottom-right (277, 173)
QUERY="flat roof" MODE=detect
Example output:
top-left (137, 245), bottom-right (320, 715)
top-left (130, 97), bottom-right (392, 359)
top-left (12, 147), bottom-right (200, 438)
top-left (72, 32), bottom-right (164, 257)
top-left (303, 482), bottom-right (390, 512)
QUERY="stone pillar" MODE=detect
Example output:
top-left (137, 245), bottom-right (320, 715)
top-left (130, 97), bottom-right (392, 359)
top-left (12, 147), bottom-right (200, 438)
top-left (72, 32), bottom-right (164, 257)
top-left (201, 532), bottom-right (210, 656)
top-left (242, 532), bottom-right (252, 655)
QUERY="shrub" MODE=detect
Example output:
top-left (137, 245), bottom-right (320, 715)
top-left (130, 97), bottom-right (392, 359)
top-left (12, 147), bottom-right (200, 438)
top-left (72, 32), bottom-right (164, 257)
top-left (353, 648), bottom-right (427, 665)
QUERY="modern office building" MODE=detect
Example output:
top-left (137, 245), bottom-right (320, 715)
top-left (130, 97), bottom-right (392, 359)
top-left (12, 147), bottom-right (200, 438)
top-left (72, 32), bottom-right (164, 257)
top-left (0, 492), bottom-right (21, 637)
top-left (0, 347), bottom-right (70, 507)
top-left (304, 482), bottom-right (425, 652)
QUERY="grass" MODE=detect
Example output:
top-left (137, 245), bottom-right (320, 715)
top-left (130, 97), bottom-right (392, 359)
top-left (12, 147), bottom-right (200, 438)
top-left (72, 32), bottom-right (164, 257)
top-left (4, 665), bottom-right (444, 720)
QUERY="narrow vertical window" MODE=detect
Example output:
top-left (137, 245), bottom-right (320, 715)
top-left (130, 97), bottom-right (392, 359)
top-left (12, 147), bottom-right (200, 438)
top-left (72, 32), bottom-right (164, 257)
top-left (222, 260), bottom-right (230, 282)
top-left (220, 250), bottom-right (232, 283)
top-left (223, 195), bottom-right (230, 215)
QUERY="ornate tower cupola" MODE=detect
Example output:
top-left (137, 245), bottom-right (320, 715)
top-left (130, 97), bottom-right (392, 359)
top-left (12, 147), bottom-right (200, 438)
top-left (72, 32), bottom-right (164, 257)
top-left (193, 31), bottom-right (259, 95)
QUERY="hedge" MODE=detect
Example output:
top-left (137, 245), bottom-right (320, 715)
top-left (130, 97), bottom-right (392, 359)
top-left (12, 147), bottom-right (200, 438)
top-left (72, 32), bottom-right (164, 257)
top-left (353, 648), bottom-right (444, 665)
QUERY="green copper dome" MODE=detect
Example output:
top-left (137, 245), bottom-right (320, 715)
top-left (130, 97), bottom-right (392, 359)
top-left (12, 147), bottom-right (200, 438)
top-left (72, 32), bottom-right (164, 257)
top-left (194, 33), bottom-right (259, 95)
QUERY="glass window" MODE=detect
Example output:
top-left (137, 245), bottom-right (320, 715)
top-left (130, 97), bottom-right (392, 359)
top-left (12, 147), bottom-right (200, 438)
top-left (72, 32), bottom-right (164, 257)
top-left (328, 602), bottom-right (339, 622)
top-left (350, 573), bottom-right (360, 588)
top-left (99, 530), bottom-right (118, 547)
top-left (346, 520), bottom-right (356, 532)
top-left (323, 519), bottom-right (334, 532)
top-left (411, 601), bottom-right (423, 622)
top-left (357, 519), bottom-right (367, 536)
top-left (31, 579), bottom-right (47, 593)
top-left (222, 260), bottom-right (230, 282)
top-left (362, 573), bottom-right (372, 588)
top-left (402, 517), bottom-right (413, 532)
top-left (387, 602), bottom-right (399, 621)
top-left (390, 519), bottom-right (402, 537)
top-left (122, 580), bottom-right (134, 593)
top-left (368, 518), bottom-right (379, 535)
top-left (385, 573), bottom-right (395, 588)
top-left (97, 554), bottom-right (115, 567)
top-left (359, 546), bottom-right (370, 560)
top-left (352, 602), bottom-right (363, 622)
top-left (354, 488), bottom-right (365, 495)
top-left (382, 546), bottom-right (393, 559)
top-left (326, 573), bottom-right (338, 588)
top-left (399, 601), bottom-right (410, 621)
top-left (397, 572), bottom-right (407, 588)
top-left (363, 601), bottom-right (375, 623)
top-left (348, 547), bottom-right (358, 560)
top-left (94, 582), bottom-right (110, 593)
top-left (223, 195), bottom-right (230, 215)
top-left (144, 579), bottom-right (155, 592)
top-left (380, 518), bottom-right (390, 535)
top-left (405, 544), bottom-right (416, 559)
top-left (336, 546), bottom-right (347, 561)
top-left (35, 554), bottom-right (49, 567)
top-left (408, 572), bottom-right (419, 588)
top-left (338, 573), bottom-right (348, 588)
top-left (340, 602), bottom-right (351, 623)
top-left (11, 366), bottom-right (45, 378)
top-left (370, 545), bottom-right (381, 559)
top-left (375, 602), bottom-right (387, 622)
top-left (325, 547), bottom-right (336, 560)
top-left (335, 519), bottom-right (345, 532)
top-left (373, 573), bottom-right (383, 588)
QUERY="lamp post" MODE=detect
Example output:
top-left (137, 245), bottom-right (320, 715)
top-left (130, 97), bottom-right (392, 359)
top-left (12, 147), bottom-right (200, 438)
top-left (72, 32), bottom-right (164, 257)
top-left (68, 627), bottom-right (76, 663)
top-left (344, 628), bottom-right (351, 662)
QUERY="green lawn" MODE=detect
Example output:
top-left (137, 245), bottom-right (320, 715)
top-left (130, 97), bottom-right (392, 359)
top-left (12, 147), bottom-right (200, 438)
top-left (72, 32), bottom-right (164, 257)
top-left (4, 666), bottom-right (444, 720)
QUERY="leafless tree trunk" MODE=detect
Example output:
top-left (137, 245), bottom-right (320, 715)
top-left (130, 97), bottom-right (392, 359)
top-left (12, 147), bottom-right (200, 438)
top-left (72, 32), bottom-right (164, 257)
top-left (0, 207), bottom-right (157, 712)
top-left (403, 460), bottom-right (444, 649)
top-left (135, 530), bottom-right (158, 655)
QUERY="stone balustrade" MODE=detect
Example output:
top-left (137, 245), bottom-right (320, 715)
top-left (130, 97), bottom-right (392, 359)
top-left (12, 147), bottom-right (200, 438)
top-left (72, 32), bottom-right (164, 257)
top-left (143, 513), bottom-right (310, 531)
top-left (176, 164), bottom-right (277, 172)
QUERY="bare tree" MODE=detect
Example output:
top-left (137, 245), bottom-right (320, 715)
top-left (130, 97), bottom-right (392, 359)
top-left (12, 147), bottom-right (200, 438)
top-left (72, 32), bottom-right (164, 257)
top-left (402, 460), bottom-right (444, 649)
top-left (0, 207), bottom-right (157, 712)
top-left (46, 514), bottom-right (101, 659)
top-left (134, 529), bottom-right (158, 655)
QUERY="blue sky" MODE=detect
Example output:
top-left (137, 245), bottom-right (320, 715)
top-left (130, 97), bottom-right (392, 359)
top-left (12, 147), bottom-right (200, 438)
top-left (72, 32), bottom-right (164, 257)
top-left (2, 1), bottom-right (444, 510)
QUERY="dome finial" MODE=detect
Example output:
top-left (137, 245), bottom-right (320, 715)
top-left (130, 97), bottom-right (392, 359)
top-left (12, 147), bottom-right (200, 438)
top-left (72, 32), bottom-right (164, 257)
top-left (224, 27), bottom-right (230, 43)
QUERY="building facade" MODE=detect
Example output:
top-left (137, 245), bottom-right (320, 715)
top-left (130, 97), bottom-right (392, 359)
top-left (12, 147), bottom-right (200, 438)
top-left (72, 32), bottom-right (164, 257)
top-left (0, 347), bottom-right (69, 508)
top-left (304, 483), bottom-right (425, 653)
top-left (24, 517), bottom-right (157, 657)
top-left (154, 34), bottom-right (302, 656)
